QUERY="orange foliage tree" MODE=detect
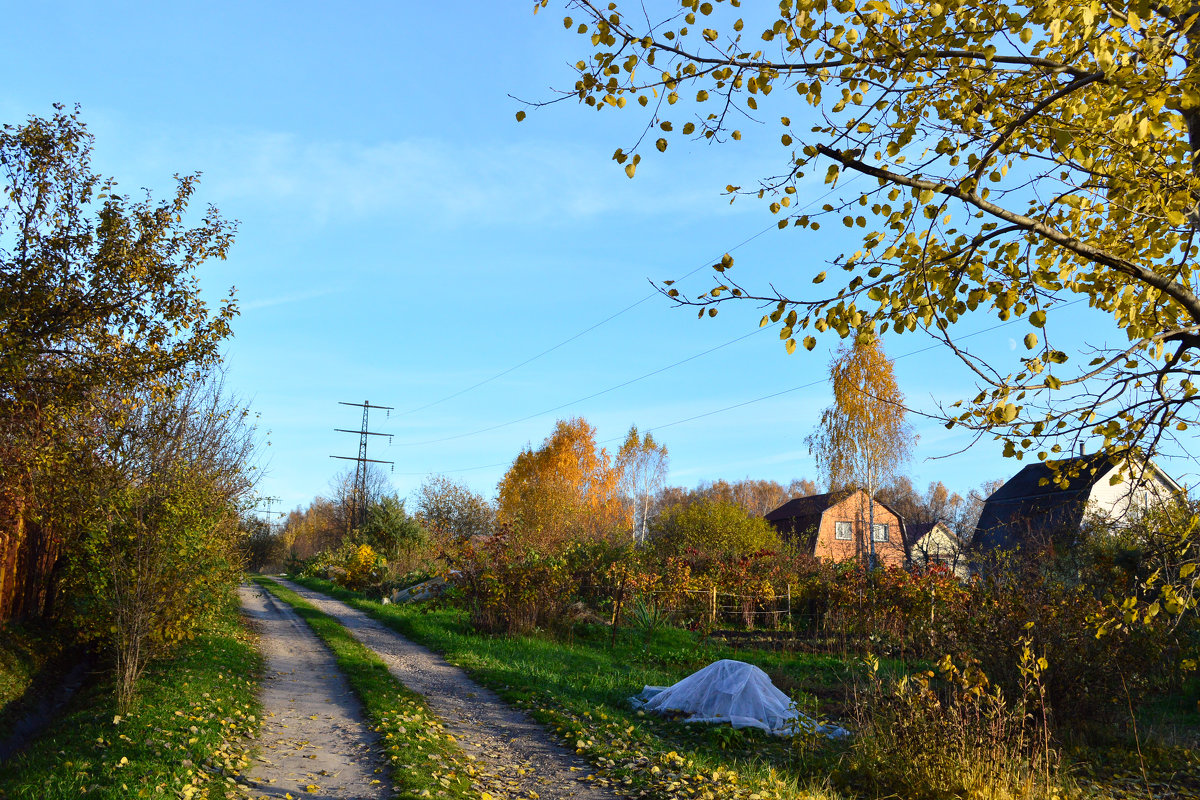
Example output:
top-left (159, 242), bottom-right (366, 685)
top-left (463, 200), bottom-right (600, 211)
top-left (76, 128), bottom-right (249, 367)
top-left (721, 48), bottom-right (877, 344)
top-left (496, 417), bottom-right (629, 552)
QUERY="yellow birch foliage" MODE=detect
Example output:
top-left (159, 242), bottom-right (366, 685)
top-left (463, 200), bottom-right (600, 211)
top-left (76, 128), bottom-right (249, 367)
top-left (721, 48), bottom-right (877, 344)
top-left (496, 417), bottom-right (629, 552)
top-left (807, 336), bottom-right (914, 494)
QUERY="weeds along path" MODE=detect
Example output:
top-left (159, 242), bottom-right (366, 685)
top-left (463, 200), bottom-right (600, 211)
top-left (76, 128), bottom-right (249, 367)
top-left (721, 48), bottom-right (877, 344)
top-left (237, 583), bottom-right (389, 800)
top-left (273, 578), bottom-right (618, 800)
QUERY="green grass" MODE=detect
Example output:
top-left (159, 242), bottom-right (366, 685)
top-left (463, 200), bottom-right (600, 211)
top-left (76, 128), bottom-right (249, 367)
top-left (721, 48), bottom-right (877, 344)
top-left (0, 591), bottom-right (260, 800)
top-left (253, 577), bottom-right (479, 800)
top-left (289, 576), bottom-right (847, 800)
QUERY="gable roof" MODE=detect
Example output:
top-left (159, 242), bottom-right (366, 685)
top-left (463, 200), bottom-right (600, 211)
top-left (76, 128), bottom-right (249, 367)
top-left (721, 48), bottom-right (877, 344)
top-left (973, 454), bottom-right (1177, 551)
top-left (764, 492), bottom-right (843, 523)
top-left (907, 520), bottom-right (956, 543)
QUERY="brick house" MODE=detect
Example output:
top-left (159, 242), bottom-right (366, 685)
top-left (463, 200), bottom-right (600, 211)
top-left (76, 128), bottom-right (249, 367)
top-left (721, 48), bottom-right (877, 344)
top-left (764, 490), bottom-right (907, 567)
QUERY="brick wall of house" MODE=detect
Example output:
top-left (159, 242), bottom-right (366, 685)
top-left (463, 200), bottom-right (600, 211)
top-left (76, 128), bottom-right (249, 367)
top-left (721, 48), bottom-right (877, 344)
top-left (813, 491), bottom-right (906, 567)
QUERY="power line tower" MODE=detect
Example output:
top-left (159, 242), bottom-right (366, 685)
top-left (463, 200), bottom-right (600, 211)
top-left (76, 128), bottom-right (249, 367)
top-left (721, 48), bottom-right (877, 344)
top-left (331, 400), bottom-right (394, 534)
top-left (250, 496), bottom-right (284, 532)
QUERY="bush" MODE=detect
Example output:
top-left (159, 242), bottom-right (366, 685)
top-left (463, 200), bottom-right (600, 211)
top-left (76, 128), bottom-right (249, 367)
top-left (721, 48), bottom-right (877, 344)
top-left (446, 527), bottom-right (571, 634)
top-left (653, 498), bottom-right (781, 563)
top-left (341, 543), bottom-right (385, 591)
top-left (951, 547), bottom-right (1179, 726)
top-left (58, 379), bottom-right (255, 711)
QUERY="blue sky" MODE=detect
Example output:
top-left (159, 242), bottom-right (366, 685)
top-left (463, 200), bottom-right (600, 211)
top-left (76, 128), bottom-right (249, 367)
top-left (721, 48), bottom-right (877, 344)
top-left (4, 2), bottom-right (1194, 517)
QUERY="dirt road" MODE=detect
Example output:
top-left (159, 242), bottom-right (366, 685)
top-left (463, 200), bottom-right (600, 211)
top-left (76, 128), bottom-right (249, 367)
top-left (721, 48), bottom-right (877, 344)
top-left (238, 583), bottom-right (388, 800)
top-left (271, 578), bottom-right (616, 800)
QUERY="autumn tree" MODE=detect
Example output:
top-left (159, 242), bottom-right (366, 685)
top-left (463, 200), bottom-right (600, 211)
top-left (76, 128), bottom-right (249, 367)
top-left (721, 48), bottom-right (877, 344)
top-left (616, 425), bottom-right (669, 544)
top-left (496, 417), bottom-right (629, 551)
top-left (699, 477), bottom-right (820, 516)
top-left (280, 498), bottom-right (343, 560)
top-left (0, 107), bottom-right (236, 620)
top-left (806, 336), bottom-right (913, 566)
top-left (415, 474), bottom-right (495, 540)
top-left (878, 477), bottom-right (968, 528)
top-left (532, 0), bottom-right (1200, 476)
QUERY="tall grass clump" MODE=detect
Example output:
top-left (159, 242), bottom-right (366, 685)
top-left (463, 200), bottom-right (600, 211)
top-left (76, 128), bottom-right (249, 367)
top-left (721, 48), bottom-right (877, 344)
top-left (841, 649), bottom-right (1060, 800)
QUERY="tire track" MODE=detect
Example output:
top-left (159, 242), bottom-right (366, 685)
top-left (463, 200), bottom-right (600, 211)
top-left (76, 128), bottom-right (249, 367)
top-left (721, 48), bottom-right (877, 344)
top-left (238, 583), bottom-right (388, 800)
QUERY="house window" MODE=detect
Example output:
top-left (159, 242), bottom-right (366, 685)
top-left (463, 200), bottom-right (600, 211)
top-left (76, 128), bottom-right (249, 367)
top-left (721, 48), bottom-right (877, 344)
top-left (872, 523), bottom-right (889, 542)
top-left (834, 521), bottom-right (853, 540)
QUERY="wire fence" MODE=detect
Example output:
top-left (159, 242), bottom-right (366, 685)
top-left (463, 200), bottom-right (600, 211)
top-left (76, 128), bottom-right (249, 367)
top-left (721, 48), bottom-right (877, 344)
top-left (617, 586), bottom-right (950, 658)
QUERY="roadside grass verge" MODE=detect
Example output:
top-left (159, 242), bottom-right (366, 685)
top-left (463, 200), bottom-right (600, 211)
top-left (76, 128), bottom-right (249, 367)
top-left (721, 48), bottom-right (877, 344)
top-left (253, 576), bottom-right (478, 800)
top-left (288, 576), bottom-right (847, 800)
top-left (0, 590), bottom-right (259, 800)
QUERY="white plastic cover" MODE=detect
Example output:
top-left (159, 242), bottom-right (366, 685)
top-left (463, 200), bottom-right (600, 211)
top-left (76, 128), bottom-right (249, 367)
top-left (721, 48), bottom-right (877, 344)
top-left (630, 659), bottom-right (848, 738)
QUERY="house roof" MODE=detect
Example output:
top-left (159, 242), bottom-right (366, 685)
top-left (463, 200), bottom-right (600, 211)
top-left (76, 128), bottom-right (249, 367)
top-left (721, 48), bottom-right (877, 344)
top-left (763, 492), bottom-right (843, 522)
top-left (907, 521), bottom-right (956, 543)
top-left (972, 453), bottom-right (1175, 551)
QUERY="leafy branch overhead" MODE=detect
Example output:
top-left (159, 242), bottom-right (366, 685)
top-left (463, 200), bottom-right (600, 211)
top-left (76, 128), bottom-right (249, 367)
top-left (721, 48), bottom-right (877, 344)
top-left (529, 0), bottom-right (1200, 468)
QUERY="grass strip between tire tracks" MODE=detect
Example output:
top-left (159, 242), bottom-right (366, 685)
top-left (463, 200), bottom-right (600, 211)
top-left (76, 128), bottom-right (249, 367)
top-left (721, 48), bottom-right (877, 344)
top-left (287, 576), bottom-right (836, 800)
top-left (253, 576), bottom-right (478, 800)
top-left (0, 591), bottom-right (260, 800)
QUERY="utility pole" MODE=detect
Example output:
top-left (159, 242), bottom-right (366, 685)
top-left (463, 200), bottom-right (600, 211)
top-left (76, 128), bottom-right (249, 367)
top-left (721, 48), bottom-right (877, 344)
top-left (250, 496), bottom-right (283, 531)
top-left (331, 400), bottom-right (394, 535)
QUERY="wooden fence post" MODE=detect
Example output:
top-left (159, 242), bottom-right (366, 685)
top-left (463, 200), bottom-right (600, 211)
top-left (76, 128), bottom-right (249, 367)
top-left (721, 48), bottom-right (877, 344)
top-left (610, 575), bottom-right (627, 649)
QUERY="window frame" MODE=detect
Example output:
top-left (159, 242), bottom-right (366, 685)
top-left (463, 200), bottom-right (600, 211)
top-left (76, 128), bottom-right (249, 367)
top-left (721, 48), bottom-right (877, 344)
top-left (872, 522), bottom-right (889, 542)
top-left (834, 520), bottom-right (853, 541)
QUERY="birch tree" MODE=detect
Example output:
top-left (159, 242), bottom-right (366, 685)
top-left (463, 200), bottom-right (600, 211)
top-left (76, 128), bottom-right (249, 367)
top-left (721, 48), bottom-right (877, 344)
top-left (616, 425), bottom-right (669, 545)
top-left (806, 336), bottom-right (913, 566)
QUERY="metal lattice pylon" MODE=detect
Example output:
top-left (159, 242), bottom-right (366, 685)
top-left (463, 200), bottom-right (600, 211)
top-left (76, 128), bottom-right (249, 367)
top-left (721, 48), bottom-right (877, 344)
top-left (331, 400), bottom-right (393, 534)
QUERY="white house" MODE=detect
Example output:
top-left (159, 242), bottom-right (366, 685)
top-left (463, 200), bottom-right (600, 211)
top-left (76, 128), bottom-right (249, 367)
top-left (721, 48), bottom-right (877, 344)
top-left (973, 454), bottom-right (1182, 552)
top-left (907, 521), bottom-right (969, 578)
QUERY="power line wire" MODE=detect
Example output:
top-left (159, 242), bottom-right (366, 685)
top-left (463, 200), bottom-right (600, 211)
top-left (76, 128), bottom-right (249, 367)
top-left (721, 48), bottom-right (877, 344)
top-left (398, 326), bottom-right (769, 447)
top-left (395, 176), bottom-right (863, 417)
top-left (401, 300), bottom-right (1083, 475)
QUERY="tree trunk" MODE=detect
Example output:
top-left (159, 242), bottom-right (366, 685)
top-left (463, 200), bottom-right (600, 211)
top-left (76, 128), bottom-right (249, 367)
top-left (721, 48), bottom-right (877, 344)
top-left (867, 464), bottom-right (877, 570)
